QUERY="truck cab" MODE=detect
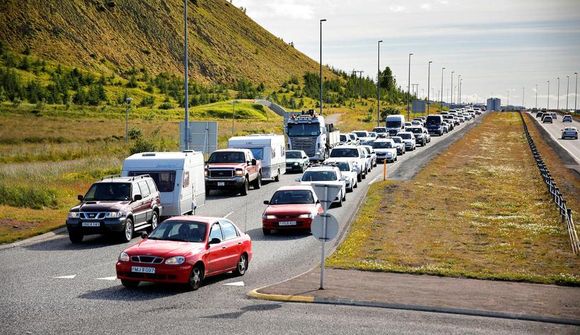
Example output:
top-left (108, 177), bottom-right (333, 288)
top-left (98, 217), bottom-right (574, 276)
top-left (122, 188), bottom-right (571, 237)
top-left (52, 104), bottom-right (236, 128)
top-left (286, 110), bottom-right (339, 162)
top-left (205, 149), bottom-right (262, 196)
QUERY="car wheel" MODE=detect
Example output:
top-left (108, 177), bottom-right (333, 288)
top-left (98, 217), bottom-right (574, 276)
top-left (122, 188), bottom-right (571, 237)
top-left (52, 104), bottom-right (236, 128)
top-left (253, 173), bottom-right (262, 189)
top-left (274, 169), bottom-right (280, 182)
top-left (120, 218), bottom-right (134, 243)
top-left (357, 174), bottom-right (362, 182)
top-left (233, 254), bottom-right (248, 276)
top-left (262, 228), bottom-right (271, 235)
top-left (121, 279), bottom-right (139, 289)
top-left (342, 191), bottom-right (346, 202)
top-left (187, 265), bottom-right (204, 291)
top-left (69, 232), bottom-right (83, 244)
top-left (148, 211), bottom-right (159, 232)
top-left (240, 178), bottom-right (249, 196)
top-left (205, 186), bottom-right (210, 195)
top-left (336, 193), bottom-right (343, 207)
top-left (347, 186), bottom-right (353, 193)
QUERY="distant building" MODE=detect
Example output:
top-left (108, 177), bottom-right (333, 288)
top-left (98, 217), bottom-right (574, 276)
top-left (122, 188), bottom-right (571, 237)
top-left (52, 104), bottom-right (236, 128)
top-left (487, 98), bottom-right (501, 111)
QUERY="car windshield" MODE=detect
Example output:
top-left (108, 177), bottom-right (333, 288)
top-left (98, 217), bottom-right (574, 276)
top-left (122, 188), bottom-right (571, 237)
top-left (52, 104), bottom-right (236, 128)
top-left (330, 148), bottom-right (359, 158)
top-left (84, 182), bottom-right (131, 201)
top-left (208, 151), bottom-right (246, 163)
top-left (373, 128), bottom-right (386, 133)
top-left (386, 120), bottom-right (402, 128)
top-left (270, 190), bottom-right (315, 204)
top-left (148, 220), bottom-right (207, 243)
top-left (392, 137), bottom-right (402, 144)
top-left (399, 133), bottom-right (412, 139)
top-left (340, 135), bottom-right (348, 141)
top-left (354, 132), bottom-right (367, 137)
top-left (286, 151), bottom-right (302, 159)
top-left (302, 170), bottom-right (337, 181)
top-left (287, 123), bottom-right (321, 137)
top-left (426, 116), bottom-right (442, 125)
top-left (373, 141), bottom-right (393, 149)
top-left (335, 162), bottom-right (350, 172)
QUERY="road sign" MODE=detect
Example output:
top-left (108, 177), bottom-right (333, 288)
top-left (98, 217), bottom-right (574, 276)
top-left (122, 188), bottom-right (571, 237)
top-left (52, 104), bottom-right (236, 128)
top-left (311, 183), bottom-right (342, 212)
top-left (311, 213), bottom-right (339, 242)
top-left (179, 121), bottom-right (218, 154)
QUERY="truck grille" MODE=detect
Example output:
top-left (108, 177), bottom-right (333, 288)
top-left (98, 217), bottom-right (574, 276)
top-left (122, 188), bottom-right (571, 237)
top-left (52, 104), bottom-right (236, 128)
top-left (80, 212), bottom-right (105, 219)
top-left (209, 169), bottom-right (234, 178)
top-left (290, 137), bottom-right (316, 157)
top-left (131, 256), bottom-right (164, 264)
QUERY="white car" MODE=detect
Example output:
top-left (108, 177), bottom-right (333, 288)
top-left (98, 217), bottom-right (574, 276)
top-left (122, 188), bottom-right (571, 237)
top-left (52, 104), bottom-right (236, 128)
top-left (396, 131), bottom-right (416, 151)
top-left (372, 139), bottom-right (398, 163)
top-left (298, 165), bottom-right (347, 206)
top-left (391, 136), bottom-right (406, 155)
top-left (329, 145), bottom-right (368, 181)
top-left (561, 127), bottom-right (578, 140)
top-left (361, 145), bottom-right (377, 169)
top-left (324, 159), bottom-right (358, 192)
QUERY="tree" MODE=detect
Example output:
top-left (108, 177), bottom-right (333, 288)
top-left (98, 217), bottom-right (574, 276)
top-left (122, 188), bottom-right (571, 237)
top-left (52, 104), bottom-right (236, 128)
top-left (380, 66), bottom-right (395, 92)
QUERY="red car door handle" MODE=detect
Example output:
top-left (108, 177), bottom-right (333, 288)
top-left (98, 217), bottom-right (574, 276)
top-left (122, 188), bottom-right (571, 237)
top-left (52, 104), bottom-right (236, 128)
top-left (221, 246), bottom-right (226, 250)
top-left (237, 242), bottom-right (242, 245)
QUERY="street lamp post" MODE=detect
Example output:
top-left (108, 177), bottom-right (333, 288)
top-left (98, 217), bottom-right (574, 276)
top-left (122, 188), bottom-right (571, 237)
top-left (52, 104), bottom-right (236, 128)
top-left (566, 75), bottom-right (570, 111)
top-left (457, 75), bottom-right (461, 104)
top-left (319, 19), bottom-right (327, 116)
top-left (125, 97), bottom-right (132, 143)
top-left (575, 72), bottom-right (578, 112)
top-left (450, 71), bottom-right (454, 105)
top-left (183, 0), bottom-right (190, 150)
top-left (427, 61), bottom-right (432, 115)
top-left (377, 40), bottom-right (383, 126)
top-left (557, 77), bottom-right (560, 111)
top-left (407, 53), bottom-right (413, 119)
top-left (440, 67), bottom-right (445, 111)
top-left (547, 80), bottom-right (550, 110)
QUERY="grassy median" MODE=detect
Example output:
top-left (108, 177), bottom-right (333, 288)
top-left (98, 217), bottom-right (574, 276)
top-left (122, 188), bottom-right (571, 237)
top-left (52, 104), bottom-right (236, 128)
top-left (328, 112), bottom-right (580, 285)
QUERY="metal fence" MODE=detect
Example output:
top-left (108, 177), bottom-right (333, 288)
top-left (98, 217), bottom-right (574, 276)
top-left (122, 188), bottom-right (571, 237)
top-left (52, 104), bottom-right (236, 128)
top-left (519, 112), bottom-right (579, 254)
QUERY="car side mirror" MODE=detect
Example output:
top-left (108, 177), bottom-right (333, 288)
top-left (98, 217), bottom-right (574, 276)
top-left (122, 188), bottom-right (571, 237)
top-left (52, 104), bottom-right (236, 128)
top-left (251, 159), bottom-right (257, 166)
top-left (263, 200), bottom-right (270, 205)
top-left (133, 194), bottom-right (142, 201)
top-left (209, 237), bottom-right (221, 245)
top-left (316, 199), bottom-right (320, 204)
top-left (141, 232), bottom-right (148, 239)
top-left (295, 177), bottom-right (302, 182)
top-left (77, 195), bottom-right (84, 201)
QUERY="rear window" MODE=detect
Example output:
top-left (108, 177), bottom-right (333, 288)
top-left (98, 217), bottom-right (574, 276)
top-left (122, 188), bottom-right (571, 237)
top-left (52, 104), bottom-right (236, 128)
top-left (128, 171), bottom-right (176, 192)
top-left (302, 170), bottom-right (338, 181)
top-left (330, 148), bottom-right (359, 158)
top-left (220, 221), bottom-right (239, 241)
top-left (138, 181), bottom-right (151, 197)
top-left (426, 116), bottom-right (442, 125)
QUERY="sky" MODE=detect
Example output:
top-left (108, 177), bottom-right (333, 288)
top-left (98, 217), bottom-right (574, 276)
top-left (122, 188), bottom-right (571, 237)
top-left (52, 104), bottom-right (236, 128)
top-left (234, 0), bottom-right (580, 107)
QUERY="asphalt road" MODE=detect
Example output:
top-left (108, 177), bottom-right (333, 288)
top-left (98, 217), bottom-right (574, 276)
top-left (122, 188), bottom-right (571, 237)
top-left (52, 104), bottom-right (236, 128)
top-left (530, 113), bottom-right (580, 164)
top-left (2, 113), bottom-right (575, 334)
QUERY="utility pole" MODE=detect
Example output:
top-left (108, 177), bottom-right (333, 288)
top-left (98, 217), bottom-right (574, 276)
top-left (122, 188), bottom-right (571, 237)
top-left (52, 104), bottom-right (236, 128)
top-left (566, 75), bottom-right (570, 111)
top-left (319, 19), bottom-right (327, 116)
top-left (575, 72), bottom-right (578, 112)
top-left (377, 40), bottom-right (383, 126)
top-left (457, 75), bottom-right (461, 104)
top-left (407, 53), bottom-right (413, 120)
top-left (183, 0), bottom-right (190, 150)
top-left (440, 67), bottom-right (445, 110)
top-left (427, 60), bottom-right (432, 115)
top-left (450, 71), bottom-right (454, 105)
top-left (557, 77), bottom-right (560, 111)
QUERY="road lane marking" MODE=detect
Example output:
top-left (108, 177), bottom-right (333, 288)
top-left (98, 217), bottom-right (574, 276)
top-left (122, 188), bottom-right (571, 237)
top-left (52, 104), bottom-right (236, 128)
top-left (224, 211), bottom-right (234, 218)
top-left (223, 281), bottom-right (245, 287)
top-left (369, 176), bottom-right (380, 185)
top-left (96, 276), bottom-right (118, 281)
top-left (53, 274), bottom-right (76, 279)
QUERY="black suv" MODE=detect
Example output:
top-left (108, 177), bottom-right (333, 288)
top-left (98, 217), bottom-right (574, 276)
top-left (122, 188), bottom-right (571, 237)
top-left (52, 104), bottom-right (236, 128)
top-left (66, 175), bottom-right (162, 243)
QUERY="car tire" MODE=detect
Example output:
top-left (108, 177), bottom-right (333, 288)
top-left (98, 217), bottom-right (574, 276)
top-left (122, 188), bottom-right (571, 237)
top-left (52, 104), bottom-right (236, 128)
top-left (121, 279), bottom-right (139, 289)
top-left (253, 173), bottom-right (262, 189)
top-left (347, 186), bottom-right (353, 193)
top-left (240, 178), bottom-right (249, 196)
top-left (205, 186), bottom-right (210, 195)
top-left (120, 218), bottom-right (134, 243)
top-left (186, 265), bottom-right (204, 291)
top-left (262, 228), bottom-right (271, 235)
top-left (148, 211), bottom-right (159, 232)
top-left (69, 232), bottom-right (83, 244)
top-left (274, 169), bottom-right (280, 182)
top-left (233, 253), bottom-right (248, 276)
top-left (357, 174), bottom-right (362, 182)
top-left (336, 193), bottom-right (343, 207)
top-left (342, 191), bottom-right (346, 202)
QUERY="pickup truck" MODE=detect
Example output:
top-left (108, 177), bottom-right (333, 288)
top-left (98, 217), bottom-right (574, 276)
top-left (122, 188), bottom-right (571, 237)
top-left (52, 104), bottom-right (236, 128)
top-left (205, 149), bottom-right (262, 196)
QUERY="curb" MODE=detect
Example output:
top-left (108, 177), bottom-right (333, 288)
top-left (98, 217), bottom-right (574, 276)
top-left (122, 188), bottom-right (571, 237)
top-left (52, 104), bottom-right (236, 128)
top-left (0, 227), bottom-right (67, 251)
top-left (247, 288), bottom-right (314, 303)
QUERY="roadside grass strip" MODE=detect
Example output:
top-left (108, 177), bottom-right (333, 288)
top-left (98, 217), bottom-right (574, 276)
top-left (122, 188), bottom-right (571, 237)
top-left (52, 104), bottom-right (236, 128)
top-left (327, 112), bottom-right (580, 285)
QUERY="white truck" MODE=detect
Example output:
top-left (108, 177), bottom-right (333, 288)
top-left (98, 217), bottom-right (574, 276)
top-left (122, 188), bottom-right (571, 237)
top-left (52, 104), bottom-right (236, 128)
top-left (228, 134), bottom-right (286, 181)
top-left (285, 110), bottom-right (340, 161)
top-left (385, 114), bottom-right (406, 136)
top-left (121, 151), bottom-right (206, 218)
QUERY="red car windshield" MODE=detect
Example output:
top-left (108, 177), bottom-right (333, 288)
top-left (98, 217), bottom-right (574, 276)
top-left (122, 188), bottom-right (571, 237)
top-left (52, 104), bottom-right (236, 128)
top-left (148, 220), bottom-right (207, 243)
top-left (270, 190), bottom-right (315, 205)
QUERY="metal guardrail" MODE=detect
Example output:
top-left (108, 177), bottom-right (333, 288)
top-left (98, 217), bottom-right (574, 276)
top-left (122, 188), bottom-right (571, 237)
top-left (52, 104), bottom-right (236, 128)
top-left (519, 111), bottom-right (579, 254)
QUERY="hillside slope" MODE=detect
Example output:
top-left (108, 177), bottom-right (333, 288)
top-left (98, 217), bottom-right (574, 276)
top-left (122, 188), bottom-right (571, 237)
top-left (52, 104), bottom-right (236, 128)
top-left (0, 0), bottom-right (324, 86)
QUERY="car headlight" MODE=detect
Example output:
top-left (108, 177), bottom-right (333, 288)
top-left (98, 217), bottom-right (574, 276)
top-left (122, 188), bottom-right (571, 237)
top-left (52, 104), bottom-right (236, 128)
top-left (165, 256), bottom-right (186, 265)
top-left (294, 162), bottom-right (299, 165)
top-left (104, 212), bottom-right (123, 218)
top-left (118, 252), bottom-right (130, 262)
top-left (204, 170), bottom-right (208, 177)
top-left (298, 213), bottom-right (313, 219)
top-left (263, 214), bottom-right (277, 220)
top-left (68, 212), bottom-right (80, 219)
top-left (235, 169), bottom-right (244, 176)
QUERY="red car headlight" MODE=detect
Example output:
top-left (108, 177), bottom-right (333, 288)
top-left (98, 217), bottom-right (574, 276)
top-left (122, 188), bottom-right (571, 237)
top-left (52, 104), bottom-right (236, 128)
top-left (263, 214), bottom-right (276, 220)
top-left (298, 213), bottom-right (313, 219)
top-left (118, 252), bottom-right (130, 262)
top-left (165, 256), bottom-right (186, 265)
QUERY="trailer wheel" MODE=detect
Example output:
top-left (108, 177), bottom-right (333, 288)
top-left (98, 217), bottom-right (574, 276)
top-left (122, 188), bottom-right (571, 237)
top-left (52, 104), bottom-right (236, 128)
top-left (253, 173), bottom-right (262, 189)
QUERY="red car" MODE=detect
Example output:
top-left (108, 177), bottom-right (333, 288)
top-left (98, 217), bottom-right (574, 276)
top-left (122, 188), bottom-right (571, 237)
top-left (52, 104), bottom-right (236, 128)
top-left (116, 216), bottom-right (252, 290)
top-left (262, 185), bottom-right (323, 235)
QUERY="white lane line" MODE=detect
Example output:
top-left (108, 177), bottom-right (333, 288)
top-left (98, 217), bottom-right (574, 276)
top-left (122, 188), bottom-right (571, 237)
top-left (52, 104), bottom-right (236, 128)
top-left (223, 281), bottom-right (245, 287)
top-left (369, 176), bottom-right (380, 185)
top-left (96, 276), bottom-right (118, 281)
top-left (53, 274), bottom-right (76, 279)
top-left (224, 211), bottom-right (234, 218)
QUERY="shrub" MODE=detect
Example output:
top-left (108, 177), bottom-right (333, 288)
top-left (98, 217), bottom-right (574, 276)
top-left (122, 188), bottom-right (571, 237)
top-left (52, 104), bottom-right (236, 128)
top-left (0, 184), bottom-right (58, 209)
top-left (139, 95), bottom-right (155, 107)
top-left (130, 138), bottom-right (156, 154)
top-left (159, 102), bottom-right (174, 110)
top-left (128, 127), bottom-right (142, 140)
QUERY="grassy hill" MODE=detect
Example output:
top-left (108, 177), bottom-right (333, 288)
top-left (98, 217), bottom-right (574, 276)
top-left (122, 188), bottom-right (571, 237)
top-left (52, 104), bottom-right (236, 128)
top-left (0, 0), bottom-right (328, 86)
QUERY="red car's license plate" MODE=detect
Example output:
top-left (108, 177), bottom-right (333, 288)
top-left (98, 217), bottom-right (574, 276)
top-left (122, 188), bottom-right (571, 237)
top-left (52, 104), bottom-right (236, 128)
top-left (278, 221), bottom-right (297, 226)
top-left (131, 266), bottom-right (155, 274)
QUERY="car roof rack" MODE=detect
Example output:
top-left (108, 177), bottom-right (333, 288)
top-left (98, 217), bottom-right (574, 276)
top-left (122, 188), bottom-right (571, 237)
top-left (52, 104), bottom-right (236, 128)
top-left (101, 174), bottom-right (121, 181)
top-left (129, 174), bottom-right (151, 181)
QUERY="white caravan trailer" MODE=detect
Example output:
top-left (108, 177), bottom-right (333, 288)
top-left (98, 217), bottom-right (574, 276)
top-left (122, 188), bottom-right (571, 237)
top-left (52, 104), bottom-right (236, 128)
top-left (121, 151), bottom-right (205, 218)
top-left (228, 134), bottom-right (286, 181)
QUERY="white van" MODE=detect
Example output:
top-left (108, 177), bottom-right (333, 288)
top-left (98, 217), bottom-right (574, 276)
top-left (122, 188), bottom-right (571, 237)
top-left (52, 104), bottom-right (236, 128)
top-left (121, 151), bottom-right (205, 218)
top-left (228, 134), bottom-right (286, 181)
top-left (386, 114), bottom-right (406, 136)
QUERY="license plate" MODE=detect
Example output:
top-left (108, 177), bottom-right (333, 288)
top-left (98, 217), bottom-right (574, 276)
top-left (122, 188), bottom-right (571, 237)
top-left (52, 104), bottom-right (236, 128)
top-left (131, 266), bottom-right (155, 274)
top-left (81, 222), bottom-right (100, 227)
top-left (217, 182), bottom-right (225, 187)
top-left (278, 221), bottom-right (297, 226)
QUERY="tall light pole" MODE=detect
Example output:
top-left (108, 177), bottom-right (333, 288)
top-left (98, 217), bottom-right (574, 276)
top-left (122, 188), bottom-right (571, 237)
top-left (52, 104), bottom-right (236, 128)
top-left (457, 75), bottom-right (461, 104)
top-left (459, 78), bottom-right (463, 104)
top-left (566, 75), bottom-right (570, 111)
top-left (377, 40), bottom-right (383, 126)
top-left (557, 76), bottom-right (560, 111)
top-left (450, 71), bottom-right (454, 105)
top-left (522, 87), bottom-right (525, 108)
top-left (407, 53), bottom-right (413, 119)
top-left (427, 60), bottom-right (432, 114)
top-left (535, 84), bottom-right (538, 109)
top-left (440, 67), bottom-right (445, 110)
top-left (575, 72), bottom-right (578, 112)
top-left (547, 80), bottom-right (550, 110)
top-left (319, 19), bottom-right (326, 116)
top-left (183, 0), bottom-right (190, 150)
